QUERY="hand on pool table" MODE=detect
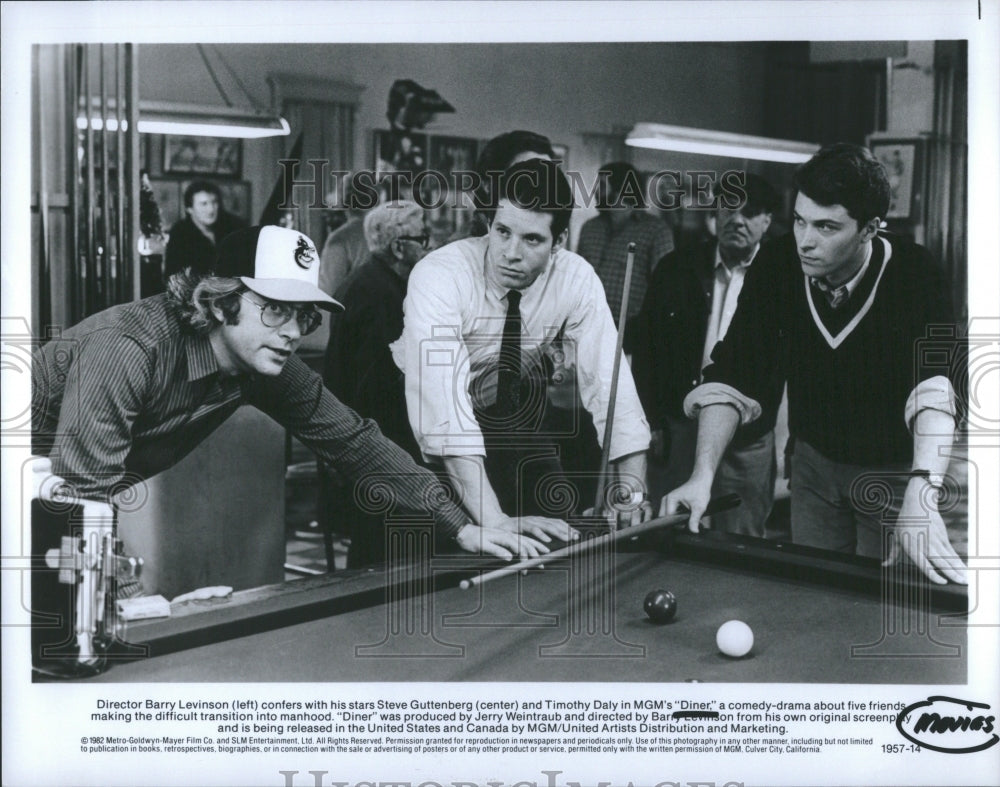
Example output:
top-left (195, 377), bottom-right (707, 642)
top-left (660, 474), bottom-right (713, 533)
top-left (884, 479), bottom-right (968, 585)
top-left (454, 523), bottom-right (552, 561)
top-left (494, 515), bottom-right (579, 544)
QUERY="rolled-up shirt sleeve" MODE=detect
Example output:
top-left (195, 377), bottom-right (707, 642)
top-left (568, 266), bottom-right (650, 460)
top-left (391, 260), bottom-right (486, 460)
top-left (696, 245), bottom-right (787, 427)
top-left (904, 376), bottom-right (957, 431)
top-left (683, 382), bottom-right (762, 424)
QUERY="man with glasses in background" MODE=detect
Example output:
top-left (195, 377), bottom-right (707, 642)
top-left (32, 224), bottom-right (560, 564)
top-left (323, 201), bottom-right (434, 566)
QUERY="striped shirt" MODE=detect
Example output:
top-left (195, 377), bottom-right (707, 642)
top-left (31, 294), bottom-right (467, 535)
top-left (576, 211), bottom-right (674, 323)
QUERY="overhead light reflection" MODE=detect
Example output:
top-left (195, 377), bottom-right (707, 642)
top-left (627, 122), bottom-right (818, 164)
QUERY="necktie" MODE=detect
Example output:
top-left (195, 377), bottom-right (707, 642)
top-left (811, 277), bottom-right (850, 309)
top-left (496, 290), bottom-right (522, 417)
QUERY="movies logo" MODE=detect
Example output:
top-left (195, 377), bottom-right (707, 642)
top-left (896, 695), bottom-right (998, 754)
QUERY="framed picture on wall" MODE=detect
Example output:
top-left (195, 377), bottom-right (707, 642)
top-left (163, 135), bottom-right (242, 177)
top-left (219, 180), bottom-right (252, 222)
top-left (372, 129), bottom-right (428, 175)
top-left (869, 137), bottom-right (923, 220)
top-left (429, 135), bottom-right (478, 183)
top-left (147, 178), bottom-right (182, 228)
top-left (181, 178), bottom-right (252, 222)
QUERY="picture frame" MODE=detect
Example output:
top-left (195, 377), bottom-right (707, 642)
top-left (163, 135), bottom-right (242, 177)
top-left (429, 135), bottom-right (478, 184)
top-left (869, 136), bottom-right (924, 220)
top-left (372, 129), bottom-right (428, 175)
top-left (180, 178), bottom-right (252, 223)
top-left (218, 180), bottom-right (252, 222)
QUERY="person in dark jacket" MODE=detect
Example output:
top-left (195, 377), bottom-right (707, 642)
top-left (323, 201), bottom-right (430, 566)
top-left (632, 173), bottom-right (780, 535)
top-left (164, 180), bottom-right (246, 277)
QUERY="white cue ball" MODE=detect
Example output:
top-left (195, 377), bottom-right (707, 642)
top-left (716, 620), bottom-right (754, 658)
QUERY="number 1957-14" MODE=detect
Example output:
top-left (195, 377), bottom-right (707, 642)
top-left (882, 743), bottom-right (921, 753)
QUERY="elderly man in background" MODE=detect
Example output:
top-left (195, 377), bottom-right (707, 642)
top-left (632, 173), bottom-right (781, 536)
top-left (323, 201), bottom-right (432, 566)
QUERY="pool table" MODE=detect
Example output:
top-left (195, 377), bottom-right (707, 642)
top-left (79, 523), bottom-right (968, 684)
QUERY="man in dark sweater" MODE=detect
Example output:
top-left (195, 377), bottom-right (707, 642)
top-left (664, 144), bottom-right (966, 585)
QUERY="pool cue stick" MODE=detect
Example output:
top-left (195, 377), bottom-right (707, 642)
top-left (460, 493), bottom-right (741, 590)
top-left (592, 241), bottom-right (637, 517)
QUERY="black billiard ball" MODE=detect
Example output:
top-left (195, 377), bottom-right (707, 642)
top-left (643, 589), bottom-right (677, 623)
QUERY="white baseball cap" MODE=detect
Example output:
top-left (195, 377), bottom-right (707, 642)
top-left (214, 225), bottom-right (343, 311)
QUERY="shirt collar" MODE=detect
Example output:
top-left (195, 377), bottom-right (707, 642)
top-left (812, 241), bottom-right (873, 298)
top-left (186, 332), bottom-right (222, 381)
top-left (714, 242), bottom-right (760, 279)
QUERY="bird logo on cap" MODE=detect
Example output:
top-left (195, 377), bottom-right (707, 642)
top-left (294, 236), bottom-right (315, 270)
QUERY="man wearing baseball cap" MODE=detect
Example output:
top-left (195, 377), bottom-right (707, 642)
top-left (33, 225), bottom-right (562, 561)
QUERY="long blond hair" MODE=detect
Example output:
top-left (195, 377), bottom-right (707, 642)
top-left (166, 268), bottom-right (245, 334)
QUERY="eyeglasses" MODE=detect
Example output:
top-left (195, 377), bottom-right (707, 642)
top-left (398, 232), bottom-right (430, 249)
top-left (239, 294), bottom-right (322, 336)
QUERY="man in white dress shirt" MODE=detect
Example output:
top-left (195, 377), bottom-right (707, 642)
top-left (392, 159), bottom-right (651, 538)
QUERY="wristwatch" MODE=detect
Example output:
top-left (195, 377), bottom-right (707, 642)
top-left (909, 469), bottom-right (945, 490)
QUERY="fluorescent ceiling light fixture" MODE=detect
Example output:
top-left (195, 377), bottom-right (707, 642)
top-left (137, 101), bottom-right (289, 138)
top-left (77, 100), bottom-right (290, 138)
top-left (627, 122), bottom-right (819, 164)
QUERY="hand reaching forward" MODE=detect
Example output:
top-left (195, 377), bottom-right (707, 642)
top-left (492, 515), bottom-right (579, 544)
top-left (661, 475), bottom-right (713, 533)
top-left (454, 524), bottom-right (550, 561)
top-left (884, 479), bottom-right (968, 585)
